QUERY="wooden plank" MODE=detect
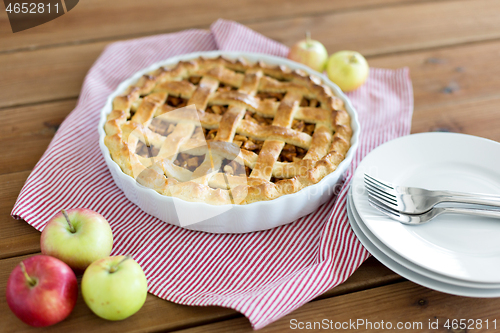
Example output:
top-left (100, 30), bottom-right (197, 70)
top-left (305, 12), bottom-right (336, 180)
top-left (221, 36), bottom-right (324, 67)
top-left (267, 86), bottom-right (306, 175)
top-left (2, 40), bottom-right (500, 258)
top-left (0, 172), bottom-right (402, 326)
top-left (0, 0), bottom-right (425, 53)
top-left (0, 254), bottom-right (400, 332)
top-left (0, 142), bottom-right (402, 331)
top-left (2, 1), bottom-right (500, 108)
top-left (0, 165), bottom-right (401, 288)
top-left (0, 254), bottom-right (237, 333)
top-left (1, 1), bottom-right (498, 332)
top-left (411, 96), bottom-right (500, 142)
top-left (249, 0), bottom-right (500, 56)
top-left (0, 42), bottom-right (107, 108)
top-left (178, 281), bottom-right (500, 332)
top-left (0, 100), bottom-right (75, 175)
top-left (0, 171), bottom-right (401, 307)
top-left (2, 40), bottom-right (500, 174)
top-left (368, 39), bottom-right (500, 112)
top-left (0, 171), bottom-right (41, 259)
top-left (320, 256), bottom-right (403, 300)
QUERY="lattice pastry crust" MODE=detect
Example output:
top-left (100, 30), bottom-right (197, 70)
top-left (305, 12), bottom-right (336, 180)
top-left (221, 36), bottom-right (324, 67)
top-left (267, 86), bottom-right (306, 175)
top-left (104, 56), bottom-right (352, 205)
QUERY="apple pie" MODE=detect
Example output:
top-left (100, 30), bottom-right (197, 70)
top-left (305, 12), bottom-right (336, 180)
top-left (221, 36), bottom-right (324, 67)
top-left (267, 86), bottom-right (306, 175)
top-left (104, 56), bottom-right (352, 205)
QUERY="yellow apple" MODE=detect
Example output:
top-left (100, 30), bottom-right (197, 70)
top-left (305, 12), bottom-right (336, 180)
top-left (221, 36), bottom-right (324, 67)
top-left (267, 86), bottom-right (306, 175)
top-left (287, 32), bottom-right (328, 72)
top-left (81, 256), bottom-right (147, 321)
top-left (326, 51), bottom-right (369, 92)
top-left (41, 208), bottom-right (113, 273)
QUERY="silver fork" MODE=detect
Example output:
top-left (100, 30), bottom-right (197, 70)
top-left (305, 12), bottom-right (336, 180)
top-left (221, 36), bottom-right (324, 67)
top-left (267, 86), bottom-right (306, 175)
top-left (368, 196), bottom-right (500, 225)
top-left (364, 174), bottom-right (500, 214)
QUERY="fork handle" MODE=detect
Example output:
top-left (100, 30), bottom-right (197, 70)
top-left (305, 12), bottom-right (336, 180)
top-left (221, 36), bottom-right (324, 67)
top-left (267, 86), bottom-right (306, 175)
top-left (436, 191), bottom-right (500, 208)
top-left (443, 207), bottom-right (500, 219)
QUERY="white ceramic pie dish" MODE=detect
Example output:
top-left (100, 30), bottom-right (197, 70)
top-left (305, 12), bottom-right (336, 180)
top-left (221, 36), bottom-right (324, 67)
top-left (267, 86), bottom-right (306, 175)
top-left (98, 51), bottom-right (360, 233)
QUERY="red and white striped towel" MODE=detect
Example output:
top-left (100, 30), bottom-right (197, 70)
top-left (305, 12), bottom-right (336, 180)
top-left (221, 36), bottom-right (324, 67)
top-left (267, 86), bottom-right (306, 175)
top-left (12, 19), bottom-right (413, 329)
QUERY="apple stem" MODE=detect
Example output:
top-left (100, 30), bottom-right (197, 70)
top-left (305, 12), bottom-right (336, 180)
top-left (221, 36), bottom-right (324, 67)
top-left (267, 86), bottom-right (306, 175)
top-left (350, 55), bottom-right (358, 63)
top-left (305, 31), bottom-right (312, 47)
top-left (109, 255), bottom-right (132, 273)
top-left (61, 209), bottom-right (76, 233)
top-left (20, 262), bottom-right (36, 287)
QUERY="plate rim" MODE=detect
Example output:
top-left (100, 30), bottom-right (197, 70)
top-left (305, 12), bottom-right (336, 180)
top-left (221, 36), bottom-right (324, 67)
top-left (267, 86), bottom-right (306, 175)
top-left (348, 188), bottom-right (500, 289)
top-left (347, 188), bottom-right (500, 297)
top-left (352, 132), bottom-right (500, 283)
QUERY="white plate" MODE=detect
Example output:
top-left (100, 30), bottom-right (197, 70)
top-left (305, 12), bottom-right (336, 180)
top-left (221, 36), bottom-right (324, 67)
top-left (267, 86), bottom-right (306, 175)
top-left (348, 189), bottom-right (500, 297)
top-left (348, 188), bottom-right (500, 290)
top-left (98, 51), bottom-right (360, 233)
top-left (352, 133), bottom-right (500, 283)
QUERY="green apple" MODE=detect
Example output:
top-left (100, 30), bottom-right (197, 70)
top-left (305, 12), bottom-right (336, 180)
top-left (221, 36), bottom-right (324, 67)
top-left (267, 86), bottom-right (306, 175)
top-left (81, 256), bottom-right (148, 321)
top-left (326, 51), bottom-right (369, 92)
top-left (287, 32), bottom-right (328, 72)
top-left (41, 208), bottom-right (113, 273)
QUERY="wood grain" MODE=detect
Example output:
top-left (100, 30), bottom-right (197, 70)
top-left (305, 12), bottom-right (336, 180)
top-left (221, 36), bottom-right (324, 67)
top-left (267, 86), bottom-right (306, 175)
top-left (0, 100), bottom-right (75, 174)
top-left (411, 96), bottom-right (500, 142)
top-left (0, 42), bottom-right (106, 108)
top-left (2, 95), bottom-right (499, 258)
top-left (0, 167), bottom-right (401, 290)
top-left (178, 281), bottom-right (500, 332)
top-left (2, 1), bottom-right (500, 109)
top-left (0, 254), bottom-right (237, 333)
top-left (2, 40), bottom-right (500, 175)
top-left (2, 36), bottom-right (500, 258)
top-left (0, 254), bottom-right (400, 332)
top-left (369, 39), bottom-right (500, 113)
top-left (2, 1), bottom-right (500, 331)
top-left (249, 0), bottom-right (500, 56)
top-left (0, 0), bottom-right (427, 53)
top-left (0, 171), bottom-right (41, 259)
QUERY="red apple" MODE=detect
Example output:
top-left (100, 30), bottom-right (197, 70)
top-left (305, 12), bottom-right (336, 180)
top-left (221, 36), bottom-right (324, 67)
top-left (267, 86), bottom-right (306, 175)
top-left (41, 208), bottom-right (113, 272)
top-left (287, 32), bottom-right (328, 72)
top-left (6, 255), bottom-right (78, 327)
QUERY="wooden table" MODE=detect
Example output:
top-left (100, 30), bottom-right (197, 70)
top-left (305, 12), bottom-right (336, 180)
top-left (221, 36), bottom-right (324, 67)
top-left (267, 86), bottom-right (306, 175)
top-left (2, 0), bottom-right (500, 331)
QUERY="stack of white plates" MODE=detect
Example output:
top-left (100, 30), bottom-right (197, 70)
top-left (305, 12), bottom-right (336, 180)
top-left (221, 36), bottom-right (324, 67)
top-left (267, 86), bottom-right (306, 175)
top-left (348, 132), bottom-right (500, 297)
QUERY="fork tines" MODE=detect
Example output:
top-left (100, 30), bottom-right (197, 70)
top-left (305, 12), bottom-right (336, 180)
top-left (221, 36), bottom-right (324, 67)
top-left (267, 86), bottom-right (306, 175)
top-left (363, 174), bottom-right (398, 210)
top-left (364, 174), bottom-right (394, 190)
top-left (367, 196), bottom-right (401, 218)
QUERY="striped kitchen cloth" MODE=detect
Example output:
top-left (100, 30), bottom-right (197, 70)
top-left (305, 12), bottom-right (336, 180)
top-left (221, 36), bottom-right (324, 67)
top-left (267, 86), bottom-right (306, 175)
top-left (12, 19), bottom-right (413, 329)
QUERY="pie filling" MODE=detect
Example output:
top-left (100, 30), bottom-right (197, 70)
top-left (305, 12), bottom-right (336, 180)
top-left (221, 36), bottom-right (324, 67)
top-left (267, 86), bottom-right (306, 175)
top-left (166, 95), bottom-right (188, 108)
top-left (255, 92), bottom-right (285, 102)
top-left (217, 82), bottom-right (238, 92)
top-left (300, 97), bottom-right (321, 108)
top-left (205, 105), bottom-right (228, 116)
top-left (220, 158), bottom-right (246, 177)
top-left (149, 117), bottom-right (176, 136)
top-left (173, 152), bottom-right (204, 172)
top-left (135, 141), bottom-right (159, 158)
top-left (188, 76), bottom-right (202, 85)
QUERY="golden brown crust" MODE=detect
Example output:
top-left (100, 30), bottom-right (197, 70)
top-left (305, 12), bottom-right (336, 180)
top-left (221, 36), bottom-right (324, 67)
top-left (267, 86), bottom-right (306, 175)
top-left (104, 56), bottom-right (352, 205)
